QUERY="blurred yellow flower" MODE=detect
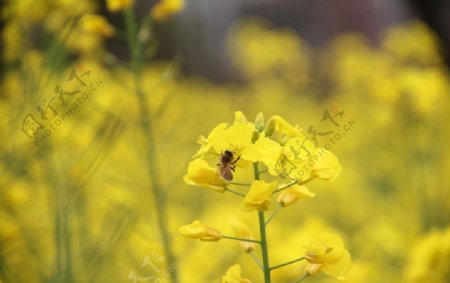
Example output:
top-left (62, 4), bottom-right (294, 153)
top-left (243, 180), bottom-right (276, 212)
top-left (179, 220), bottom-right (222, 242)
top-left (106, 0), bottom-right (133, 12)
top-left (405, 227), bottom-right (450, 283)
top-left (304, 233), bottom-right (351, 280)
top-left (222, 264), bottom-right (252, 283)
top-left (184, 158), bottom-right (227, 193)
top-left (80, 14), bottom-right (115, 37)
top-left (229, 217), bottom-right (255, 252)
top-left (277, 184), bottom-right (315, 207)
top-left (151, 0), bottom-right (184, 22)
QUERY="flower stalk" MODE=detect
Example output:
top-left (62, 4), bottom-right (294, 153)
top-left (123, 7), bottom-right (178, 283)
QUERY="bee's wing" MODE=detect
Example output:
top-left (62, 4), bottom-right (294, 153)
top-left (219, 166), bottom-right (233, 181)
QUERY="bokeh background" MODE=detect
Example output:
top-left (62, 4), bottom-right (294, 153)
top-left (1, 0), bottom-right (450, 282)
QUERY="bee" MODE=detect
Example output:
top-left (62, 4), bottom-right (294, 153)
top-left (217, 150), bottom-right (240, 181)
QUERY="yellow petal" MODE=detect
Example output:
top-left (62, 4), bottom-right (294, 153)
top-left (277, 185), bottom-right (315, 207)
top-left (243, 180), bottom-right (276, 212)
top-left (179, 220), bottom-right (222, 242)
top-left (184, 158), bottom-right (227, 192)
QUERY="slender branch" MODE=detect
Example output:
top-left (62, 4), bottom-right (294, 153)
top-left (124, 7), bottom-right (179, 283)
top-left (272, 181), bottom-right (297, 194)
top-left (249, 251), bottom-right (264, 270)
top-left (272, 177), bottom-right (314, 194)
top-left (224, 188), bottom-right (246, 197)
top-left (222, 235), bottom-right (261, 244)
top-left (270, 256), bottom-right (305, 271)
top-left (265, 204), bottom-right (281, 226)
top-left (258, 211), bottom-right (271, 283)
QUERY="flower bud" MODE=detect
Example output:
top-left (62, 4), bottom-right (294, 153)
top-left (178, 220), bottom-right (222, 242)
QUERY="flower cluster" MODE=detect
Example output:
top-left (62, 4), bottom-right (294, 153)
top-left (179, 112), bottom-right (350, 282)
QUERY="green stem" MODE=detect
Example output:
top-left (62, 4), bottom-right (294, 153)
top-left (292, 273), bottom-right (309, 283)
top-left (124, 8), bottom-right (179, 283)
top-left (222, 235), bottom-right (261, 244)
top-left (265, 204), bottom-right (281, 226)
top-left (224, 188), bottom-right (246, 197)
top-left (270, 256), bottom-right (305, 271)
top-left (258, 212), bottom-right (271, 283)
top-left (254, 162), bottom-right (271, 283)
top-left (249, 251), bottom-right (264, 270)
top-left (272, 181), bottom-right (297, 194)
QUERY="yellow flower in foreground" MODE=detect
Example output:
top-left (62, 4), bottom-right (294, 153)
top-left (184, 158), bottom-right (227, 192)
top-left (222, 264), bottom-right (252, 283)
top-left (277, 184), bottom-right (315, 207)
top-left (241, 134), bottom-right (282, 175)
top-left (151, 0), bottom-right (184, 22)
top-left (106, 0), bottom-right (134, 12)
top-left (243, 180), bottom-right (276, 212)
top-left (304, 234), bottom-right (351, 280)
top-left (80, 15), bottom-right (115, 37)
top-left (195, 112), bottom-right (255, 158)
top-left (229, 217), bottom-right (255, 252)
top-left (179, 220), bottom-right (222, 242)
top-left (265, 115), bottom-right (302, 144)
top-left (311, 148), bottom-right (343, 181)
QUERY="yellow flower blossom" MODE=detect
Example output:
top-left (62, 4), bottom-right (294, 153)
top-left (179, 220), bottom-right (222, 242)
top-left (80, 15), bottom-right (115, 37)
top-left (183, 158), bottom-right (227, 193)
top-left (243, 180), bottom-right (276, 212)
top-left (241, 134), bottom-right (282, 175)
top-left (106, 0), bottom-right (134, 12)
top-left (265, 115), bottom-right (302, 144)
top-left (304, 233), bottom-right (351, 280)
top-left (311, 148), bottom-right (343, 181)
top-left (277, 184), bottom-right (315, 207)
top-left (151, 0), bottom-right (184, 22)
top-left (229, 217), bottom-right (255, 252)
top-left (222, 264), bottom-right (252, 283)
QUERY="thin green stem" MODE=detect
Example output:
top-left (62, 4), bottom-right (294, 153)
top-left (272, 181), bottom-right (297, 194)
top-left (228, 181), bottom-right (251, 187)
top-left (258, 211), bottom-right (271, 283)
top-left (124, 7), bottom-right (179, 283)
top-left (222, 235), bottom-right (261, 244)
top-left (265, 204), bottom-right (281, 226)
top-left (224, 188), bottom-right (246, 197)
top-left (292, 273), bottom-right (309, 283)
top-left (253, 162), bottom-right (271, 282)
top-left (249, 251), bottom-right (264, 270)
top-left (270, 256), bottom-right (305, 271)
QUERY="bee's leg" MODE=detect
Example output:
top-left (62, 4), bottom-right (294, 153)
top-left (231, 156), bottom-right (241, 165)
top-left (230, 165), bottom-right (236, 172)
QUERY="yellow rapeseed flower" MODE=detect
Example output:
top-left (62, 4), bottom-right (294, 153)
top-left (184, 158), bottom-right (227, 193)
top-left (179, 220), bottom-right (222, 242)
top-left (222, 264), bottom-right (252, 283)
top-left (277, 184), bottom-right (315, 207)
top-left (229, 217), bottom-right (255, 252)
top-left (80, 15), bottom-right (115, 37)
top-left (311, 148), bottom-right (343, 181)
top-left (106, 0), bottom-right (134, 13)
top-left (151, 0), bottom-right (184, 22)
top-left (243, 180), bottom-right (276, 212)
top-left (304, 233), bottom-right (352, 280)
